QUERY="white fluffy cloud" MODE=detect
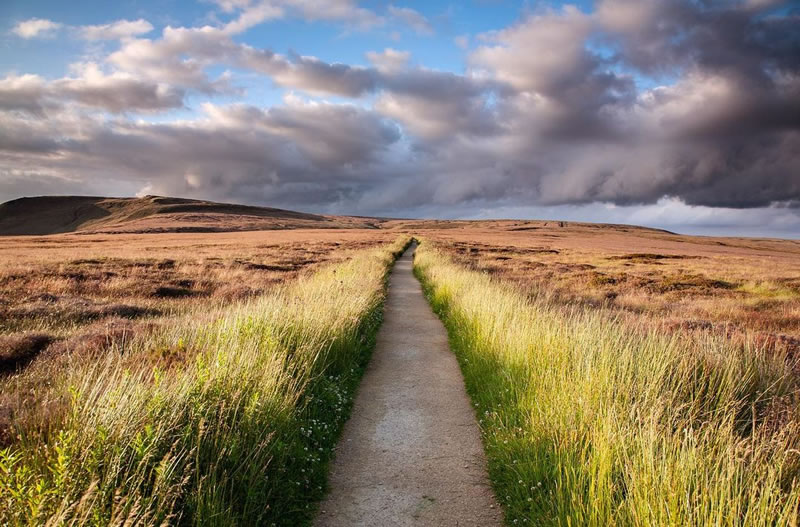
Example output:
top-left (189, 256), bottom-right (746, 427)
top-left (79, 19), bottom-right (154, 40)
top-left (472, 7), bottom-right (594, 94)
top-left (366, 48), bottom-right (411, 72)
top-left (12, 18), bottom-right (62, 39)
top-left (13, 17), bottom-right (154, 41)
top-left (0, 64), bottom-right (184, 114)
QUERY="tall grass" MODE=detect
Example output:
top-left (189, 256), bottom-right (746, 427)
top-left (414, 241), bottom-right (800, 526)
top-left (0, 236), bottom-right (410, 526)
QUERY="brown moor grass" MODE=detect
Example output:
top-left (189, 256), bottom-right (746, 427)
top-left (0, 234), bottom-right (409, 525)
top-left (417, 221), bottom-right (800, 356)
top-left (0, 229), bottom-right (394, 448)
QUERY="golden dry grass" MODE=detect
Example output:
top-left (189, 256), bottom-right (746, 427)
top-left (0, 236), bottom-right (411, 525)
top-left (3, 220), bottom-right (798, 376)
top-left (0, 229), bottom-right (393, 332)
top-left (415, 220), bottom-right (800, 355)
top-left (0, 229), bottom-right (395, 443)
top-left (2, 210), bottom-right (799, 524)
top-left (414, 241), bottom-right (800, 525)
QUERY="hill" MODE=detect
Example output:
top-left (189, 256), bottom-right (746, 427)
top-left (0, 194), bottom-right (709, 238)
top-left (0, 195), bottom-right (382, 235)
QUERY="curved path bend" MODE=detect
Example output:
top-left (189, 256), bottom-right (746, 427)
top-left (315, 243), bottom-right (502, 527)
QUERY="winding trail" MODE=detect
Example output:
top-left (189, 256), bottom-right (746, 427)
top-left (315, 243), bottom-right (501, 526)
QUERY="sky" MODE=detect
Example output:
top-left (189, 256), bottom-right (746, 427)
top-left (0, 0), bottom-right (798, 238)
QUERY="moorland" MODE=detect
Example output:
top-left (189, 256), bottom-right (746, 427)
top-left (1, 195), bottom-right (799, 525)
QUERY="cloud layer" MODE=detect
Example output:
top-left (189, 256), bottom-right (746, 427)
top-left (2, 0), bottom-right (799, 234)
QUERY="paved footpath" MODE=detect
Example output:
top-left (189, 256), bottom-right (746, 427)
top-left (315, 243), bottom-right (502, 527)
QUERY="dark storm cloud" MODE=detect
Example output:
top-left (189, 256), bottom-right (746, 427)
top-left (597, 0), bottom-right (800, 78)
top-left (462, 0), bottom-right (800, 209)
top-left (596, 0), bottom-right (800, 141)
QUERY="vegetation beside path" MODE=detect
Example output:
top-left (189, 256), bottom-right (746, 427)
top-left (1, 236), bottom-right (411, 526)
top-left (414, 240), bottom-right (800, 526)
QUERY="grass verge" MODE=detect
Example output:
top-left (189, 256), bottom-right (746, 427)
top-left (414, 240), bottom-right (800, 526)
top-left (0, 236), bottom-right (411, 526)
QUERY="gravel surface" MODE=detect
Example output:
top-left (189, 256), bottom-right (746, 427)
top-left (315, 243), bottom-right (502, 526)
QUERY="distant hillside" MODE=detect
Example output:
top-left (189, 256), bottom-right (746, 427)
top-left (0, 194), bottom-right (683, 237)
top-left (0, 195), bottom-right (382, 235)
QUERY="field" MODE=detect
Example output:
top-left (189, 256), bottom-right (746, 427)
top-left (0, 230), bottom-right (393, 375)
top-left (413, 224), bottom-right (800, 525)
top-left (2, 213), bottom-right (800, 525)
top-left (418, 221), bottom-right (800, 350)
top-left (0, 228), bottom-right (408, 524)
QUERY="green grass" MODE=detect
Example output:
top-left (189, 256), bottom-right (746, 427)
top-left (0, 236), bottom-right (410, 526)
top-left (414, 241), bottom-right (800, 526)
top-left (737, 281), bottom-right (798, 300)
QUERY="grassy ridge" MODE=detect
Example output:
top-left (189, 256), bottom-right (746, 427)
top-left (1, 236), bottom-right (410, 526)
top-left (414, 241), bottom-right (800, 526)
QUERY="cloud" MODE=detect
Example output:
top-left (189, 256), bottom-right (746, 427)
top-left (472, 7), bottom-right (594, 94)
top-left (595, 0), bottom-right (800, 78)
top-left (285, 0), bottom-right (383, 28)
top-left (388, 6), bottom-right (433, 35)
top-left (366, 48), bottom-right (411, 72)
top-left (79, 19), bottom-right (154, 40)
top-left (13, 17), bottom-right (153, 43)
top-left (0, 95), bottom-right (401, 210)
top-left (107, 26), bottom-right (240, 93)
top-left (470, 7), bottom-right (636, 144)
top-left (54, 63), bottom-right (185, 113)
top-left (107, 24), bottom-right (378, 97)
top-left (0, 64), bottom-right (185, 114)
top-left (210, 0), bottom-right (383, 31)
top-left (11, 18), bottom-right (62, 39)
top-left (457, 1), bottom-right (800, 210)
top-left (201, 96), bottom-right (400, 165)
top-left (0, 0), bottom-right (798, 234)
top-left (211, 0), bottom-right (253, 13)
top-left (375, 69), bottom-right (499, 140)
top-left (0, 74), bottom-right (50, 114)
top-left (221, 3), bottom-right (285, 34)
top-left (248, 51), bottom-right (378, 96)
